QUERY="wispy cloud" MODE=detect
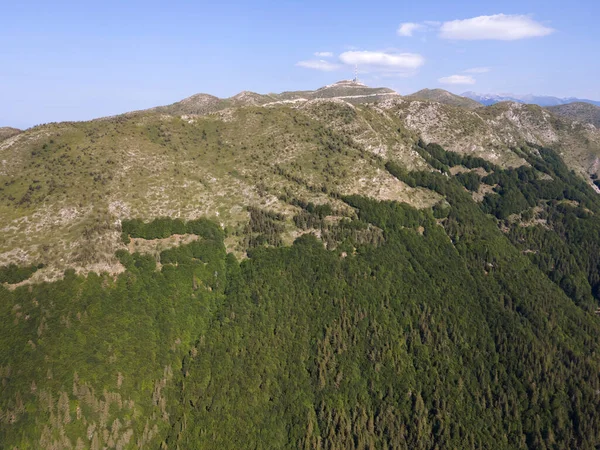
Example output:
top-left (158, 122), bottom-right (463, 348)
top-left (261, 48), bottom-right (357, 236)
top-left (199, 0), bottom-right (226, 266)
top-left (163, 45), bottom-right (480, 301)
top-left (296, 60), bottom-right (341, 72)
top-left (439, 14), bottom-right (554, 40)
top-left (297, 50), bottom-right (425, 76)
top-left (339, 51), bottom-right (425, 73)
top-left (398, 15), bottom-right (553, 42)
top-left (314, 51), bottom-right (333, 58)
top-left (439, 75), bottom-right (476, 85)
top-left (464, 67), bottom-right (491, 73)
top-left (397, 22), bottom-right (424, 37)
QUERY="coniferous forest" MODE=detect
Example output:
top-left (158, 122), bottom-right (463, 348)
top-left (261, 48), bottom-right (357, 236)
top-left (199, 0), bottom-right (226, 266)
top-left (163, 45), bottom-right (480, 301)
top-left (2, 144), bottom-right (600, 449)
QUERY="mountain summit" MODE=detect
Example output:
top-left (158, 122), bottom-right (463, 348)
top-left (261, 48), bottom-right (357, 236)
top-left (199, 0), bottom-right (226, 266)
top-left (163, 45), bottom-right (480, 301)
top-left (406, 88), bottom-right (482, 109)
top-left (309, 80), bottom-right (398, 100)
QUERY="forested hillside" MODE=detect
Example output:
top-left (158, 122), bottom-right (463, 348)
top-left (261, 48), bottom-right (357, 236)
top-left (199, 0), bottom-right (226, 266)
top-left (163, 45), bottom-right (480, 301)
top-left (2, 141), bottom-right (600, 449)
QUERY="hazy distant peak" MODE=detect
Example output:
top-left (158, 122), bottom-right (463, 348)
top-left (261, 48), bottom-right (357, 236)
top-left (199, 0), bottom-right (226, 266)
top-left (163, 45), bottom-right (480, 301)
top-left (463, 91), bottom-right (600, 107)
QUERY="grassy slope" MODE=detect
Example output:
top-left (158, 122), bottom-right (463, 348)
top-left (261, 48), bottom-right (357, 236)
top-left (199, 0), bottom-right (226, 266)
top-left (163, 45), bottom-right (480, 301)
top-left (1, 92), bottom-right (600, 282)
top-left (0, 102), bottom-right (438, 281)
top-left (0, 127), bottom-right (22, 141)
top-left (405, 88), bottom-right (483, 110)
top-left (548, 102), bottom-right (600, 128)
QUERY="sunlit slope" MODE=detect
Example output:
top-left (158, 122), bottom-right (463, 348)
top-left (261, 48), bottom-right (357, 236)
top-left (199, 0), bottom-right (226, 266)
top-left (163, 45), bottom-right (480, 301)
top-left (1, 82), bottom-right (600, 281)
top-left (0, 101), bottom-right (435, 280)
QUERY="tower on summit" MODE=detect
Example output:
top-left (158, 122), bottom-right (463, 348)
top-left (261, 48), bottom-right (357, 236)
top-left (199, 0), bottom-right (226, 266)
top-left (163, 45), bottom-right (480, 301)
top-left (353, 65), bottom-right (359, 83)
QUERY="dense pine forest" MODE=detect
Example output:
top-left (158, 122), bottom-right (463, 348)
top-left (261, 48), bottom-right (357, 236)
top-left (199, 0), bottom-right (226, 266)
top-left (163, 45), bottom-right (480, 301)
top-left (2, 143), bottom-right (600, 449)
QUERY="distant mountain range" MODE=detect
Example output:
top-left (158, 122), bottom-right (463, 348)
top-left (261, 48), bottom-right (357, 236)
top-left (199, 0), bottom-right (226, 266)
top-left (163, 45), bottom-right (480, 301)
top-left (462, 91), bottom-right (600, 107)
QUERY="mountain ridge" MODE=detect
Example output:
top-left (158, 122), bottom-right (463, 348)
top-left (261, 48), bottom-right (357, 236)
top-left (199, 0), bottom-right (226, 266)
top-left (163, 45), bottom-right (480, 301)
top-left (137, 80), bottom-right (400, 117)
top-left (1, 80), bottom-right (599, 282)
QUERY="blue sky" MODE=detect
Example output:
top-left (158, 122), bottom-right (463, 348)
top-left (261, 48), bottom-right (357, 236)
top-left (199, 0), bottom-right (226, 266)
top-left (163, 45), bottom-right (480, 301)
top-left (2, 0), bottom-right (599, 129)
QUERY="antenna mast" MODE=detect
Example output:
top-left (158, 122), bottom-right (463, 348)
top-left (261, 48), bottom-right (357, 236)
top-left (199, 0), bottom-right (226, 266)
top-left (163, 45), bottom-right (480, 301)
top-left (354, 65), bottom-right (358, 83)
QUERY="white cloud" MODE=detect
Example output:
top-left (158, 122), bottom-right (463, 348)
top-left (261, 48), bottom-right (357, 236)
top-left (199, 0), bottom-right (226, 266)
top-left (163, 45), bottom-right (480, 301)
top-left (296, 50), bottom-right (425, 76)
top-left (439, 14), bottom-right (554, 40)
top-left (339, 51), bottom-right (425, 72)
top-left (464, 67), bottom-right (491, 73)
top-left (397, 22), bottom-right (424, 37)
top-left (296, 59), bottom-right (341, 72)
top-left (438, 75), bottom-right (476, 85)
top-left (314, 51), bottom-right (333, 58)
